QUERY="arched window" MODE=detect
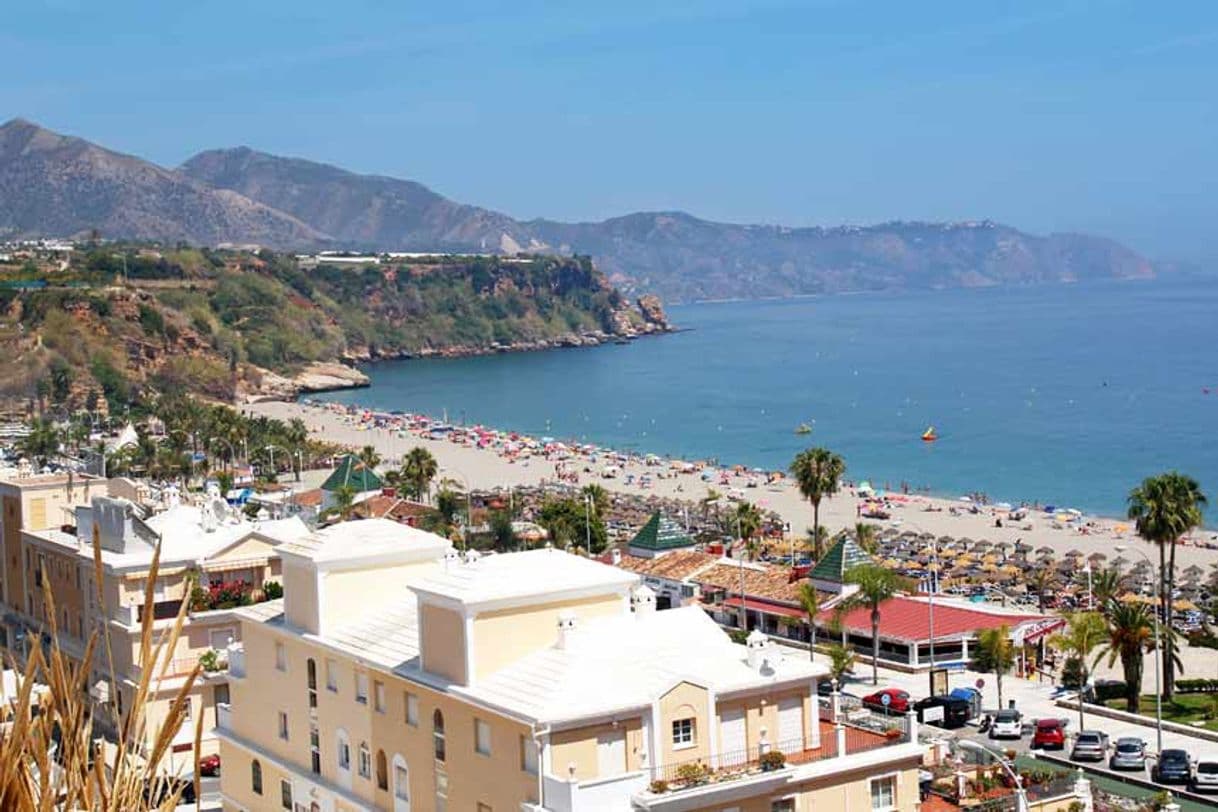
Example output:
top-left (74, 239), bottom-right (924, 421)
top-left (392, 754), bottom-right (411, 810)
top-left (251, 759), bottom-right (263, 795)
top-left (432, 709), bottom-right (446, 762)
top-left (336, 728), bottom-right (351, 772)
top-left (376, 749), bottom-right (388, 791)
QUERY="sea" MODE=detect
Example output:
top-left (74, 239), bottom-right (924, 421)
top-left (316, 276), bottom-right (1218, 519)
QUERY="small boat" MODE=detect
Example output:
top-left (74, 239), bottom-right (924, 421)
top-left (794, 422), bottom-right (813, 435)
top-left (921, 426), bottom-right (938, 442)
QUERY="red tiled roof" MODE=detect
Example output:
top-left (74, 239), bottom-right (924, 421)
top-left (821, 596), bottom-right (1051, 643)
top-left (615, 551), bottom-right (718, 581)
top-left (721, 596), bottom-right (806, 620)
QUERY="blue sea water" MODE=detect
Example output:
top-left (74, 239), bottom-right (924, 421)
top-left (317, 277), bottom-right (1218, 518)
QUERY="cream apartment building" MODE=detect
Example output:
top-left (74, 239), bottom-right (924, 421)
top-left (7, 483), bottom-right (309, 763)
top-left (218, 530), bottom-right (923, 812)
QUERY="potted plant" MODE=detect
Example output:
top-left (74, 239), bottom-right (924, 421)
top-left (648, 779), bottom-right (670, 794)
top-left (676, 762), bottom-right (711, 786)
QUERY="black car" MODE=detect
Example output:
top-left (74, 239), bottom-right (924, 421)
top-left (913, 696), bottom-right (972, 729)
top-left (1153, 749), bottom-right (1191, 784)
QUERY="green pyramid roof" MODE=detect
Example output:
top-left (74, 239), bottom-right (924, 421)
top-left (320, 455), bottom-right (384, 493)
top-left (628, 511), bottom-right (694, 552)
top-left (809, 534), bottom-right (872, 582)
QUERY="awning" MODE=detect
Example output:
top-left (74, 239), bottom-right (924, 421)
top-left (721, 597), bottom-right (805, 620)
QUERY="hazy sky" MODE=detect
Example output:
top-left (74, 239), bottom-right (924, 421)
top-left (4, 1), bottom-right (1216, 259)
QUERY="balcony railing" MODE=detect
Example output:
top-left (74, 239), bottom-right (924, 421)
top-left (647, 718), bottom-right (910, 796)
top-left (228, 645), bottom-right (246, 678)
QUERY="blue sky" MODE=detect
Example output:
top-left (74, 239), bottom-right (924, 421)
top-left (4, 0), bottom-right (1217, 259)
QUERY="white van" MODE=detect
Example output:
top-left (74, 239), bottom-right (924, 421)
top-left (1193, 754), bottom-right (1218, 792)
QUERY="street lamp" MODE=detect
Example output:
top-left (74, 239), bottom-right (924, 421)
top-left (1114, 544), bottom-right (1163, 754)
top-left (583, 492), bottom-right (593, 556)
top-left (958, 740), bottom-right (1028, 812)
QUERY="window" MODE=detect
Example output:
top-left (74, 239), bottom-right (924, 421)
top-left (274, 642), bottom-right (286, 672)
top-left (325, 658), bottom-right (338, 692)
top-left (280, 778), bottom-right (292, 810)
top-left (376, 749), bottom-right (388, 791)
top-left (771, 801), bottom-right (795, 812)
top-left (475, 719), bottom-right (492, 756)
top-left (520, 735), bottom-right (538, 775)
top-left (672, 718), bottom-right (695, 748)
top-left (433, 709), bottom-right (446, 762)
top-left (310, 724), bottom-right (321, 775)
top-left (278, 710), bottom-right (289, 741)
top-left (870, 776), bottom-right (896, 811)
top-left (338, 732), bottom-right (351, 771)
top-left (374, 680), bottom-right (386, 713)
top-left (355, 672), bottom-right (369, 704)
top-left (251, 759), bottom-right (263, 795)
top-left (405, 692), bottom-right (419, 726)
top-left (477, 805), bottom-right (492, 812)
top-left (359, 742), bottom-right (371, 779)
top-left (393, 755), bottom-right (410, 802)
top-left (307, 658), bottom-right (318, 709)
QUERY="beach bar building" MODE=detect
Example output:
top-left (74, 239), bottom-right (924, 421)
top-left (823, 595), bottom-right (1064, 672)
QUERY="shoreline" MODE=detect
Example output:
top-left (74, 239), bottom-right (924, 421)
top-left (249, 398), bottom-right (1218, 570)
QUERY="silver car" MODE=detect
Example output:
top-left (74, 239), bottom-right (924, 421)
top-left (1109, 737), bottom-right (1146, 771)
top-left (1071, 730), bottom-right (1109, 762)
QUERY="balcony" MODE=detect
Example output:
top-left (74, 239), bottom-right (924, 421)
top-left (543, 770), bottom-right (649, 812)
top-left (227, 645), bottom-right (246, 678)
top-left (634, 715), bottom-right (915, 807)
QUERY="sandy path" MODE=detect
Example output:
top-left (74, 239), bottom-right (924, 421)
top-left (248, 400), bottom-right (1218, 571)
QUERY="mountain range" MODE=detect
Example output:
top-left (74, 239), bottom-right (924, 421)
top-left (1, 118), bottom-right (1155, 301)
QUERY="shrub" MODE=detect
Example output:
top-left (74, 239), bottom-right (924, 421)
top-left (759, 750), bottom-right (786, 771)
top-left (648, 780), bottom-right (670, 794)
top-left (198, 649), bottom-right (220, 672)
top-left (263, 581), bottom-right (283, 600)
top-left (1061, 655), bottom-right (1085, 689)
top-left (675, 762), bottom-right (711, 785)
top-left (1176, 678), bottom-right (1218, 694)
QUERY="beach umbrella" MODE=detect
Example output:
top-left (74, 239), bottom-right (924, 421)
top-left (1036, 545), bottom-right (1054, 555)
top-left (1184, 565), bottom-right (1204, 579)
top-left (1087, 552), bottom-right (1107, 563)
top-left (1000, 564), bottom-right (1021, 575)
top-left (1065, 549), bottom-right (1083, 558)
top-left (1111, 556), bottom-right (1129, 571)
top-left (1174, 599), bottom-right (1198, 611)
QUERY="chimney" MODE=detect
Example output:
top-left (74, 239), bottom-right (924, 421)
top-left (630, 585), bottom-right (656, 617)
top-left (555, 611), bottom-right (578, 650)
top-left (746, 629), bottom-right (769, 671)
top-left (610, 548), bottom-right (622, 565)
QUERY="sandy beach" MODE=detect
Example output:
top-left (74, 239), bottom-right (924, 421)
top-left (249, 399), bottom-right (1218, 571)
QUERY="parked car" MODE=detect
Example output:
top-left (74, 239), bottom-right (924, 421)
top-left (1070, 730), bottom-right (1109, 762)
top-left (913, 696), bottom-right (972, 729)
top-left (1032, 718), bottom-right (1066, 750)
top-left (989, 709), bottom-right (1023, 740)
top-left (862, 688), bottom-right (910, 714)
top-left (1152, 749), bottom-right (1191, 784)
top-left (199, 753), bottom-right (221, 777)
top-left (1109, 737), bottom-right (1146, 771)
top-left (1193, 754), bottom-right (1218, 792)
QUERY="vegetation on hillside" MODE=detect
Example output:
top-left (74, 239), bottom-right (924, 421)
top-left (0, 245), bottom-right (661, 412)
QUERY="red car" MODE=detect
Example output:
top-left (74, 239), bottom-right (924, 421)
top-left (199, 753), bottom-right (221, 777)
top-left (862, 688), bottom-right (910, 714)
top-left (1032, 719), bottom-right (1065, 750)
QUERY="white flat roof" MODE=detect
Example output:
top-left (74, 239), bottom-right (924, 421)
top-left (277, 518), bottom-right (452, 565)
top-left (411, 548), bottom-right (638, 611)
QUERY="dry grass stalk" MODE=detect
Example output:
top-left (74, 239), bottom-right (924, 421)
top-left (0, 532), bottom-right (203, 810)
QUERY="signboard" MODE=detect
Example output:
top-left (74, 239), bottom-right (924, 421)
top-left (922, 705), bottom-right (944, 723)
top-left (880, 693), bottom-right (892, 707)
top-left (930, 668), bottom-right (949, 697)
top-left (975, 678), bottom-right (985, 690)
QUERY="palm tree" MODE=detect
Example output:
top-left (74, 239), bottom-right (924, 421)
top-left (332, 484), bottom-right (357, 521)
top-left (1090, 567), bottom-right (1129, 610)
top-left (358, 444), bottom-right (382, 471)
top-left (1049, 611), bottom-right (1108, 731)
top-left (826, 643), bottom-right (856, 686)
top-left (400, 447), bottom-right (438, 501)
top-left (1028, 568), bottom-right (1060, 614)
top-left (798, 582), bottom-right (822, 662)
top-left (973, 626), bottom-right (1016, 709)
top-left (789, 448), bottom-right (845, 559)
top-left (843, 563), bottom-right (907, 684)
top-left (724, 501), bottom-right (763, 547)
top-left (1128, 472), bottom-right (1208, 699)
top-left (853, 522), bottom-right (879, 555)
top-left (581, 483), bottom-right (609, 516)
top-left (1095, 600), bottom-right (1154, 712)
